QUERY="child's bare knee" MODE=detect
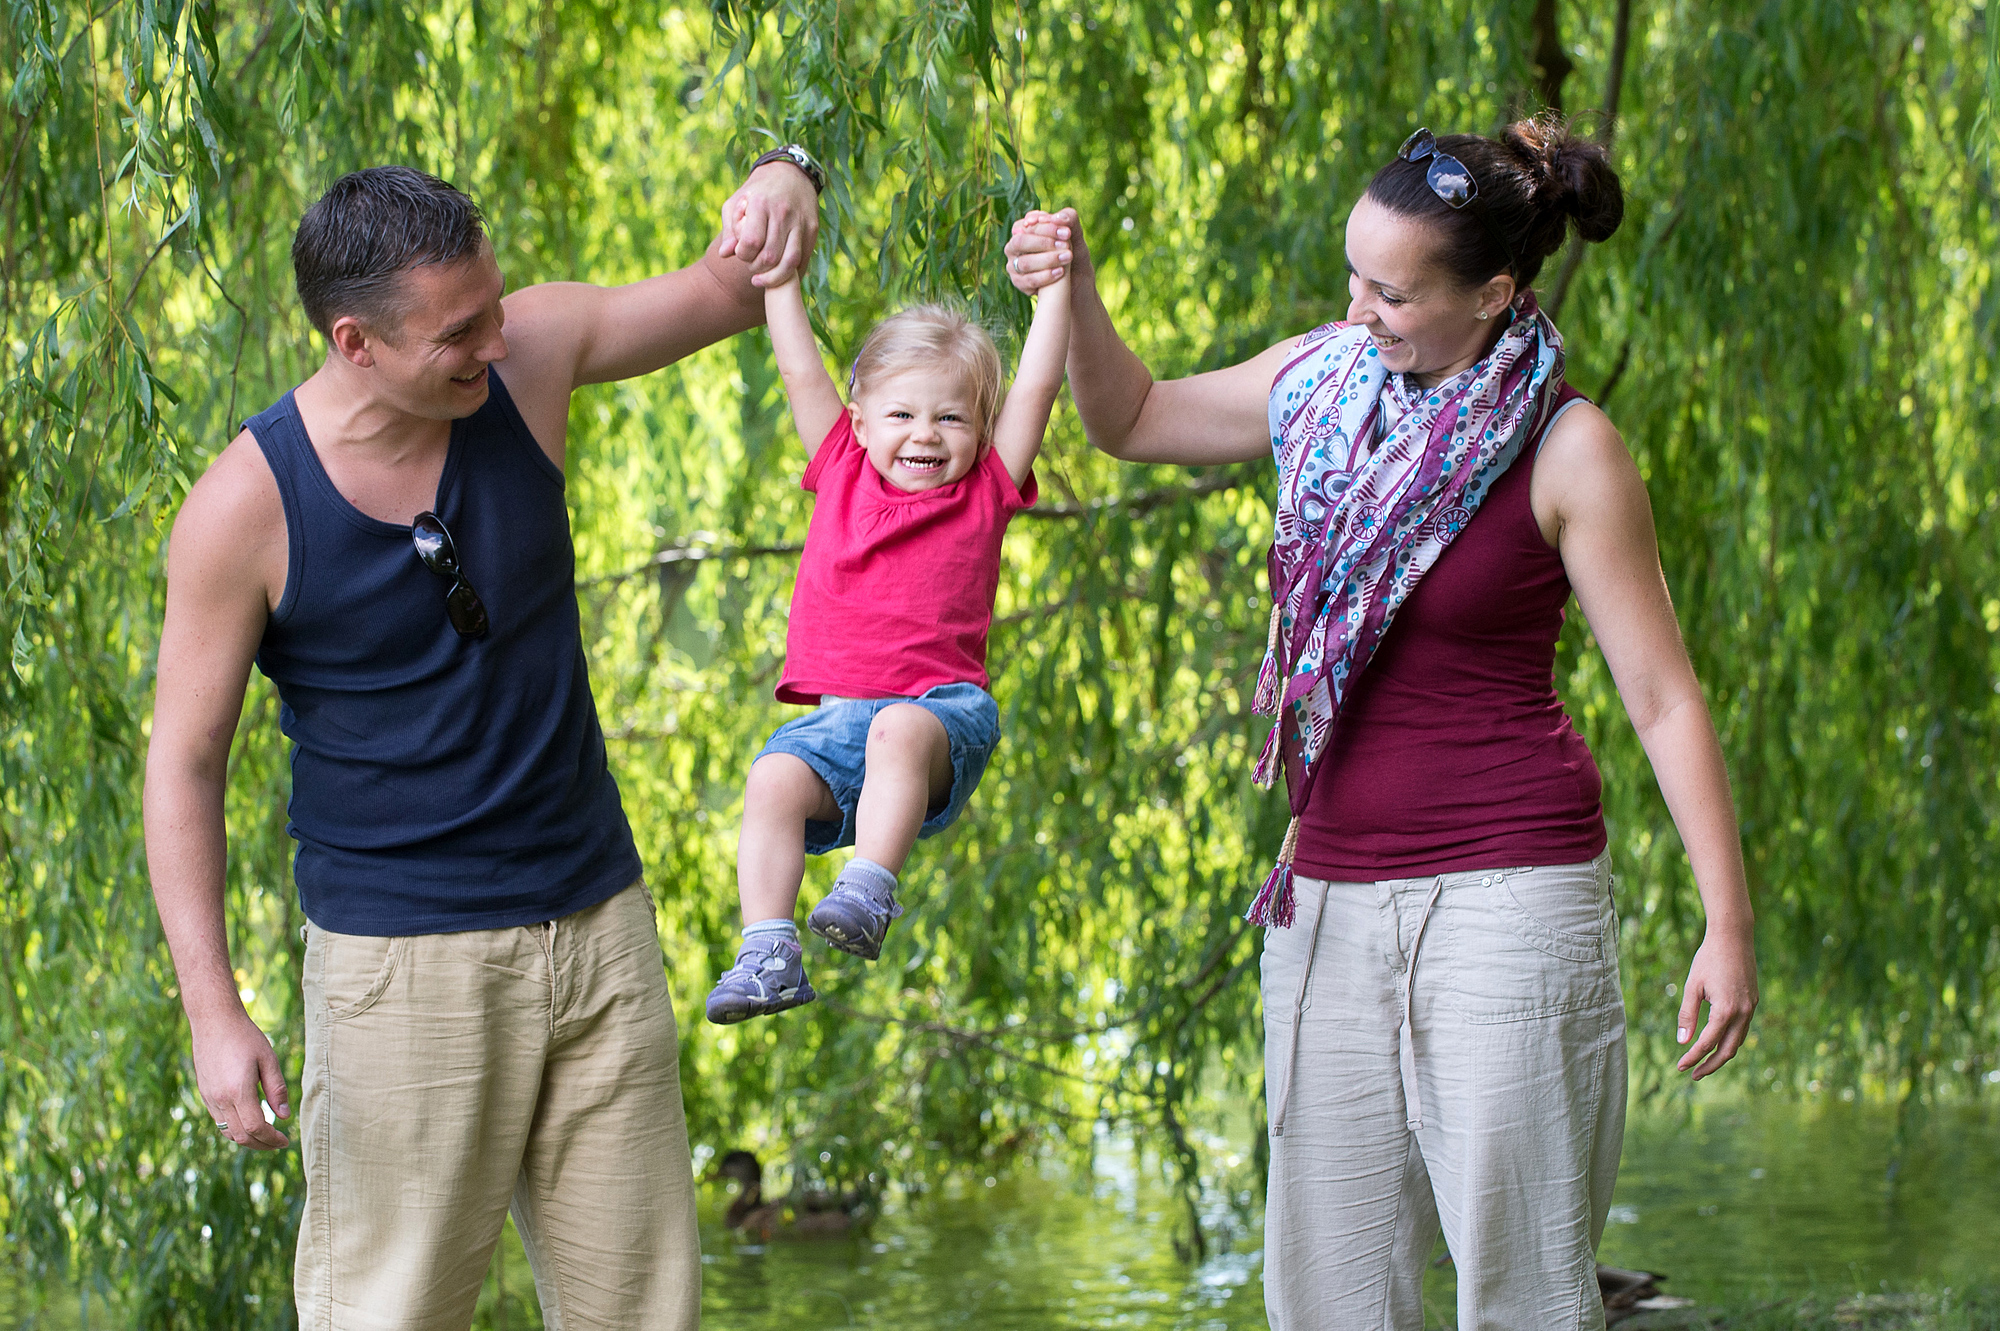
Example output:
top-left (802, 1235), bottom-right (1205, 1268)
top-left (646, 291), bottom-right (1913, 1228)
top-left (745, 753), bottom-right (825, 814)
top-left (866, 704), bottom-right (943, 755)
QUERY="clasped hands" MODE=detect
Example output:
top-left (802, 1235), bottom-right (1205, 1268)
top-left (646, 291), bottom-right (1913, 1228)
top-left (719, 158), bottom-right (822, 288)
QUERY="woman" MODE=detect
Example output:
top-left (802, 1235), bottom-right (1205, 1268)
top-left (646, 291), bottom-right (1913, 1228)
top-left (1004, 118), bottom-right (1757, 1330)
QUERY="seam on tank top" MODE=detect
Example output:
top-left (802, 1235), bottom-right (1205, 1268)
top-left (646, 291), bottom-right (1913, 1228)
top-left (432, 412), bottom-right (470, 512)
top-left (249, 409), bottom-right (309, 625)
top-left (283, 400), bottom-right (441, 539)
top-left (1532, 395), bottom-right (1585, 457)
top-left (484, 366), bottom-right (569, 490)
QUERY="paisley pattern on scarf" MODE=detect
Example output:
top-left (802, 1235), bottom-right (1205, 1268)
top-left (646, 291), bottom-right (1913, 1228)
top-left (1245, 293), bottom-right (1566, 926)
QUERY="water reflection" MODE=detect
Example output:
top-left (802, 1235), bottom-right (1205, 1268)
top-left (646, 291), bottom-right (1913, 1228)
top-left (689, 1098), bottom-right (2000, 1329)
top-left (7, 1097), bottom-right (1998, 1328)
top-left (698, 1140), bottom-right (1266, 1330)
top-left (1599, 1099), bottom-right (2000, 1304)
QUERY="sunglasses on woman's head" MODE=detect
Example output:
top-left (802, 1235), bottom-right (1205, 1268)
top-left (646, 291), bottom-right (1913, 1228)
top-left (1397, 127), bottom-right (1518, 277)
top-left (1398, 128), bottom-right (1478, 209)
top-left (411, 511), bottom-right (489, 639)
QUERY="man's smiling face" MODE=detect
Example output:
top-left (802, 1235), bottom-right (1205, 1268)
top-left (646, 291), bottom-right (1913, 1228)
top-left (349, 242), bottom-right (509, 420)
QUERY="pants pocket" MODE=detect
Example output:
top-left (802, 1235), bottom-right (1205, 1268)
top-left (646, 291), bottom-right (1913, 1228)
top-left (307, 926), bottom-right (403, 1022)
top-left (1259, 899), bottom-right (1318, 1026)
top-left (1489, 858), bottom-right (1612, 963)
top-left (1447, 860), bottom-right (1619, 1025)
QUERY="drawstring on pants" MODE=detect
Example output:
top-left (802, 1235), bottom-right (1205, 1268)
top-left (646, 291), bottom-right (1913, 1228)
top-left (1269, 874), bottom-right (1448, 1139)
top-left (1269, 878), bottom-right (1331, 1139)
top-left (1398, 878), bottom-right (1444, 1132)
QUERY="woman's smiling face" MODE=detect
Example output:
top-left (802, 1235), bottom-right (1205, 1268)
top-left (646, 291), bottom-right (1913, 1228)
top-left (1343, 193), bottom-right (1514, 389)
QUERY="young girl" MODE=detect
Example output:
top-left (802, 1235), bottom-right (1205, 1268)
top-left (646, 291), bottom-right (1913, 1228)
top-left (704, 244), bottom-right (1073, 1024)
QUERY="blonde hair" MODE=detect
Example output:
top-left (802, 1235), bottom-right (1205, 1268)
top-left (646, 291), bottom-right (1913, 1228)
top-left (848, 303), bottom-right (1005, 438)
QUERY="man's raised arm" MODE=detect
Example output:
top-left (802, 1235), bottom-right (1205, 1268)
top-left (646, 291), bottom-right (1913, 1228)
top-left (499, 156), bottom-right (823, 452)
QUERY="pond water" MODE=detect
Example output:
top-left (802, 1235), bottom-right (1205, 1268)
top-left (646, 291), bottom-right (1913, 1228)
top-left (1597, 1098), bottom-right (2000, 1304)
top-left (498, 1096), bottom-right (2000, 1329)
top-left (690, 1097), bottom-right (2000, 1329)
top-left (6, 1097), bottom-right (1998, 1328)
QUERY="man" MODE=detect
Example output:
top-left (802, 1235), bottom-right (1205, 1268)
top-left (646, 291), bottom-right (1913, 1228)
top-left (142, 152), bottom-right (823, 1328)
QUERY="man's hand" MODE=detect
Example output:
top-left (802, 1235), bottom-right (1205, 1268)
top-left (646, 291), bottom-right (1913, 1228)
top-left (193, 1007), bottom-right (292, 1150)
top-left (718, 159), bottom-right (821, 289)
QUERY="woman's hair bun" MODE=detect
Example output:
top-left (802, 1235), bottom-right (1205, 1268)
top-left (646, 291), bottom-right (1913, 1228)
top-left (1364, 111), bottom-right (1624, 289)
top-left (1504, 114), bottom-right (1624, 245)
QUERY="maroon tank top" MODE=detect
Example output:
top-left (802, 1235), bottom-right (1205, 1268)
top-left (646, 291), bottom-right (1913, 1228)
top-left (1291, 386), bottom-right (1608, 880)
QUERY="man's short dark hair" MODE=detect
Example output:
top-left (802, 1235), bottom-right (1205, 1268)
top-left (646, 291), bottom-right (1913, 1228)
top-left (292, 167), bottom-right (487, 338)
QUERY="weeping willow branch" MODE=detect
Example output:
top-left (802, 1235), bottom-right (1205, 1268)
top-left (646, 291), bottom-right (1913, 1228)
top-left (579, 470), bottom-right (1256, 592)
top-left (1530, 0), bottom-right (1576, 111)
top-left (1545, 0), bottom-right (1637, 322)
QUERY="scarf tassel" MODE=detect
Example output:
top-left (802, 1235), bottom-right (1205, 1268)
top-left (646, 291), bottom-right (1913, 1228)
top-left (1246, 816), bottom-right (1302, 927)
top-left (1251, 723), bottom-right (1280, 788)
top-left (1251, 598), bottom-right (1284, 716)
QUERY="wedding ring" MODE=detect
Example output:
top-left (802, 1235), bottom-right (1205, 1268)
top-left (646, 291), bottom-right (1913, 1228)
top-left (1011, 258), bottom-right (1020, 272)
top-left (215, 1121), bottom-right (229, 1130)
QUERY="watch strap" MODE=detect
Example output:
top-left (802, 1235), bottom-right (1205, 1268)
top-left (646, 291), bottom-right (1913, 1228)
top-left (750, 144), bottom-right (826, 194)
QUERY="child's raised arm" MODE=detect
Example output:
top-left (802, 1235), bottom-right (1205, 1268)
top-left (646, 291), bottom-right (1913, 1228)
top-left (989, 263), bottom-right (1072, 489)
top-left (763, 277), bottom-right (849, 452)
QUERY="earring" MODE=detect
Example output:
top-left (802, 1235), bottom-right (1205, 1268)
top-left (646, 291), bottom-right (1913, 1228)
top-left (1477, 311), bottom-right (1490, 320)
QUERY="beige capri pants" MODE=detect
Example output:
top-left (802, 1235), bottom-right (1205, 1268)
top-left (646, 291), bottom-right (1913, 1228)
top-left (295, 883), bottom-right (700, 1331)
top-left (1261, 853), bottom-right (1626, 1331)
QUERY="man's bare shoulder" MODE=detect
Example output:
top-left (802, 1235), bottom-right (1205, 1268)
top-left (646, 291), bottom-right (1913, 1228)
top-left (177, 429), bottom-right (281, 532)
top-left (169, 429), bottom-right (287, 609)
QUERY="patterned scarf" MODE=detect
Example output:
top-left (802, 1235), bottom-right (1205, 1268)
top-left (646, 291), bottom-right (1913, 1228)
top-left (1245, 293), bottom-right (1565, 926)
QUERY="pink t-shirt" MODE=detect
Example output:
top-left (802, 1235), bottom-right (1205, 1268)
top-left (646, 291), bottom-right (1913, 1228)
top-left (776, 414), bottom-right (1037, 704)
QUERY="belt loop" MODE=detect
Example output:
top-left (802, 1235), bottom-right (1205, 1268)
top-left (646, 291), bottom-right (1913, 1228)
top-left (1271, 879), bottom-right (1332, 1139)
top-left (1399, 876), bottom-right (1446, 1132)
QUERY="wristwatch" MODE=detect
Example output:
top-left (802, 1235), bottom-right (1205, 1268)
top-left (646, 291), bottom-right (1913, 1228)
top-left (750, 143), bottom-right (826, 194)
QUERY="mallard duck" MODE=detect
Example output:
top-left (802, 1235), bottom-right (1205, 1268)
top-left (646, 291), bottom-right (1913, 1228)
top-left (1431, 1256), bottom-right (1678, 1324)
top-left (1599, 1264), bottom-right (1690, 1324)
top-left (713, 1150), bottom-right (871, 1240)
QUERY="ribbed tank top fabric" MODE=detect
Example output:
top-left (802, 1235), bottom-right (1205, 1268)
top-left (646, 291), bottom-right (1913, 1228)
top-left (1290, 383), bottom-right (1608, 881)
top-left (247, 369), bottom-right (641, 935)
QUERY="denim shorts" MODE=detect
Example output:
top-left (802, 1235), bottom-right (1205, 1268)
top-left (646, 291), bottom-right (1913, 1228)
top-left (756, 682), bottom-right (1001, 856)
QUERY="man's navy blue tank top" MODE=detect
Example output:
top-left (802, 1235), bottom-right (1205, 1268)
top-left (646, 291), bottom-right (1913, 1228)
top-left (246, 368), bottom-right (641, 935)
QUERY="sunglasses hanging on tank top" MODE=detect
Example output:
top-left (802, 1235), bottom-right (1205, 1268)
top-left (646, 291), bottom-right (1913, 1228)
top-left (411, 510), bottom-right (489, 639)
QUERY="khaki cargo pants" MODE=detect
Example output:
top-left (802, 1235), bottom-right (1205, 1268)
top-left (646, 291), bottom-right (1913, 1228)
top-left (1262, 854), bottom-right (1627, 1331)
top-left (295, 883), bottom-right (698, 1330)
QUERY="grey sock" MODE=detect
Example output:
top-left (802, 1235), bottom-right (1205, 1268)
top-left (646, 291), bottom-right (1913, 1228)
top-left (838, 857), bottom-right (899, 897)
top-left (742, 917), bottom-right (799, 946)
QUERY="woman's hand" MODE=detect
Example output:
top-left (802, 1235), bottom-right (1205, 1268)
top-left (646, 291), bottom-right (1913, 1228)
top-left (1676, 923), bottom-right (1759, 1079)
top-left (1006, 208), bottom-right (1086, 295)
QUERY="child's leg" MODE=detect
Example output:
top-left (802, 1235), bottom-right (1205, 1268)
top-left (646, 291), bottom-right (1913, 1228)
top-left (707, 754), bottom-right (839, 1026)
top-left (738, 752), bottom-right (842, 923)
top-left (809, 705), bottom-right (952, 961)
top-left (851, 703), bottom-right (954, 872)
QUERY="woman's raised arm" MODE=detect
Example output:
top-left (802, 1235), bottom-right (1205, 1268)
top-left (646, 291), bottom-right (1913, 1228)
top-left (1006, 208), bottom-right (1280, 467)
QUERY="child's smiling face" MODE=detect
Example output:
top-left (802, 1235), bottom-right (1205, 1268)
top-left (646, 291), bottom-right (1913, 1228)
top-left (849, 368), bottom-right (986, 493)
